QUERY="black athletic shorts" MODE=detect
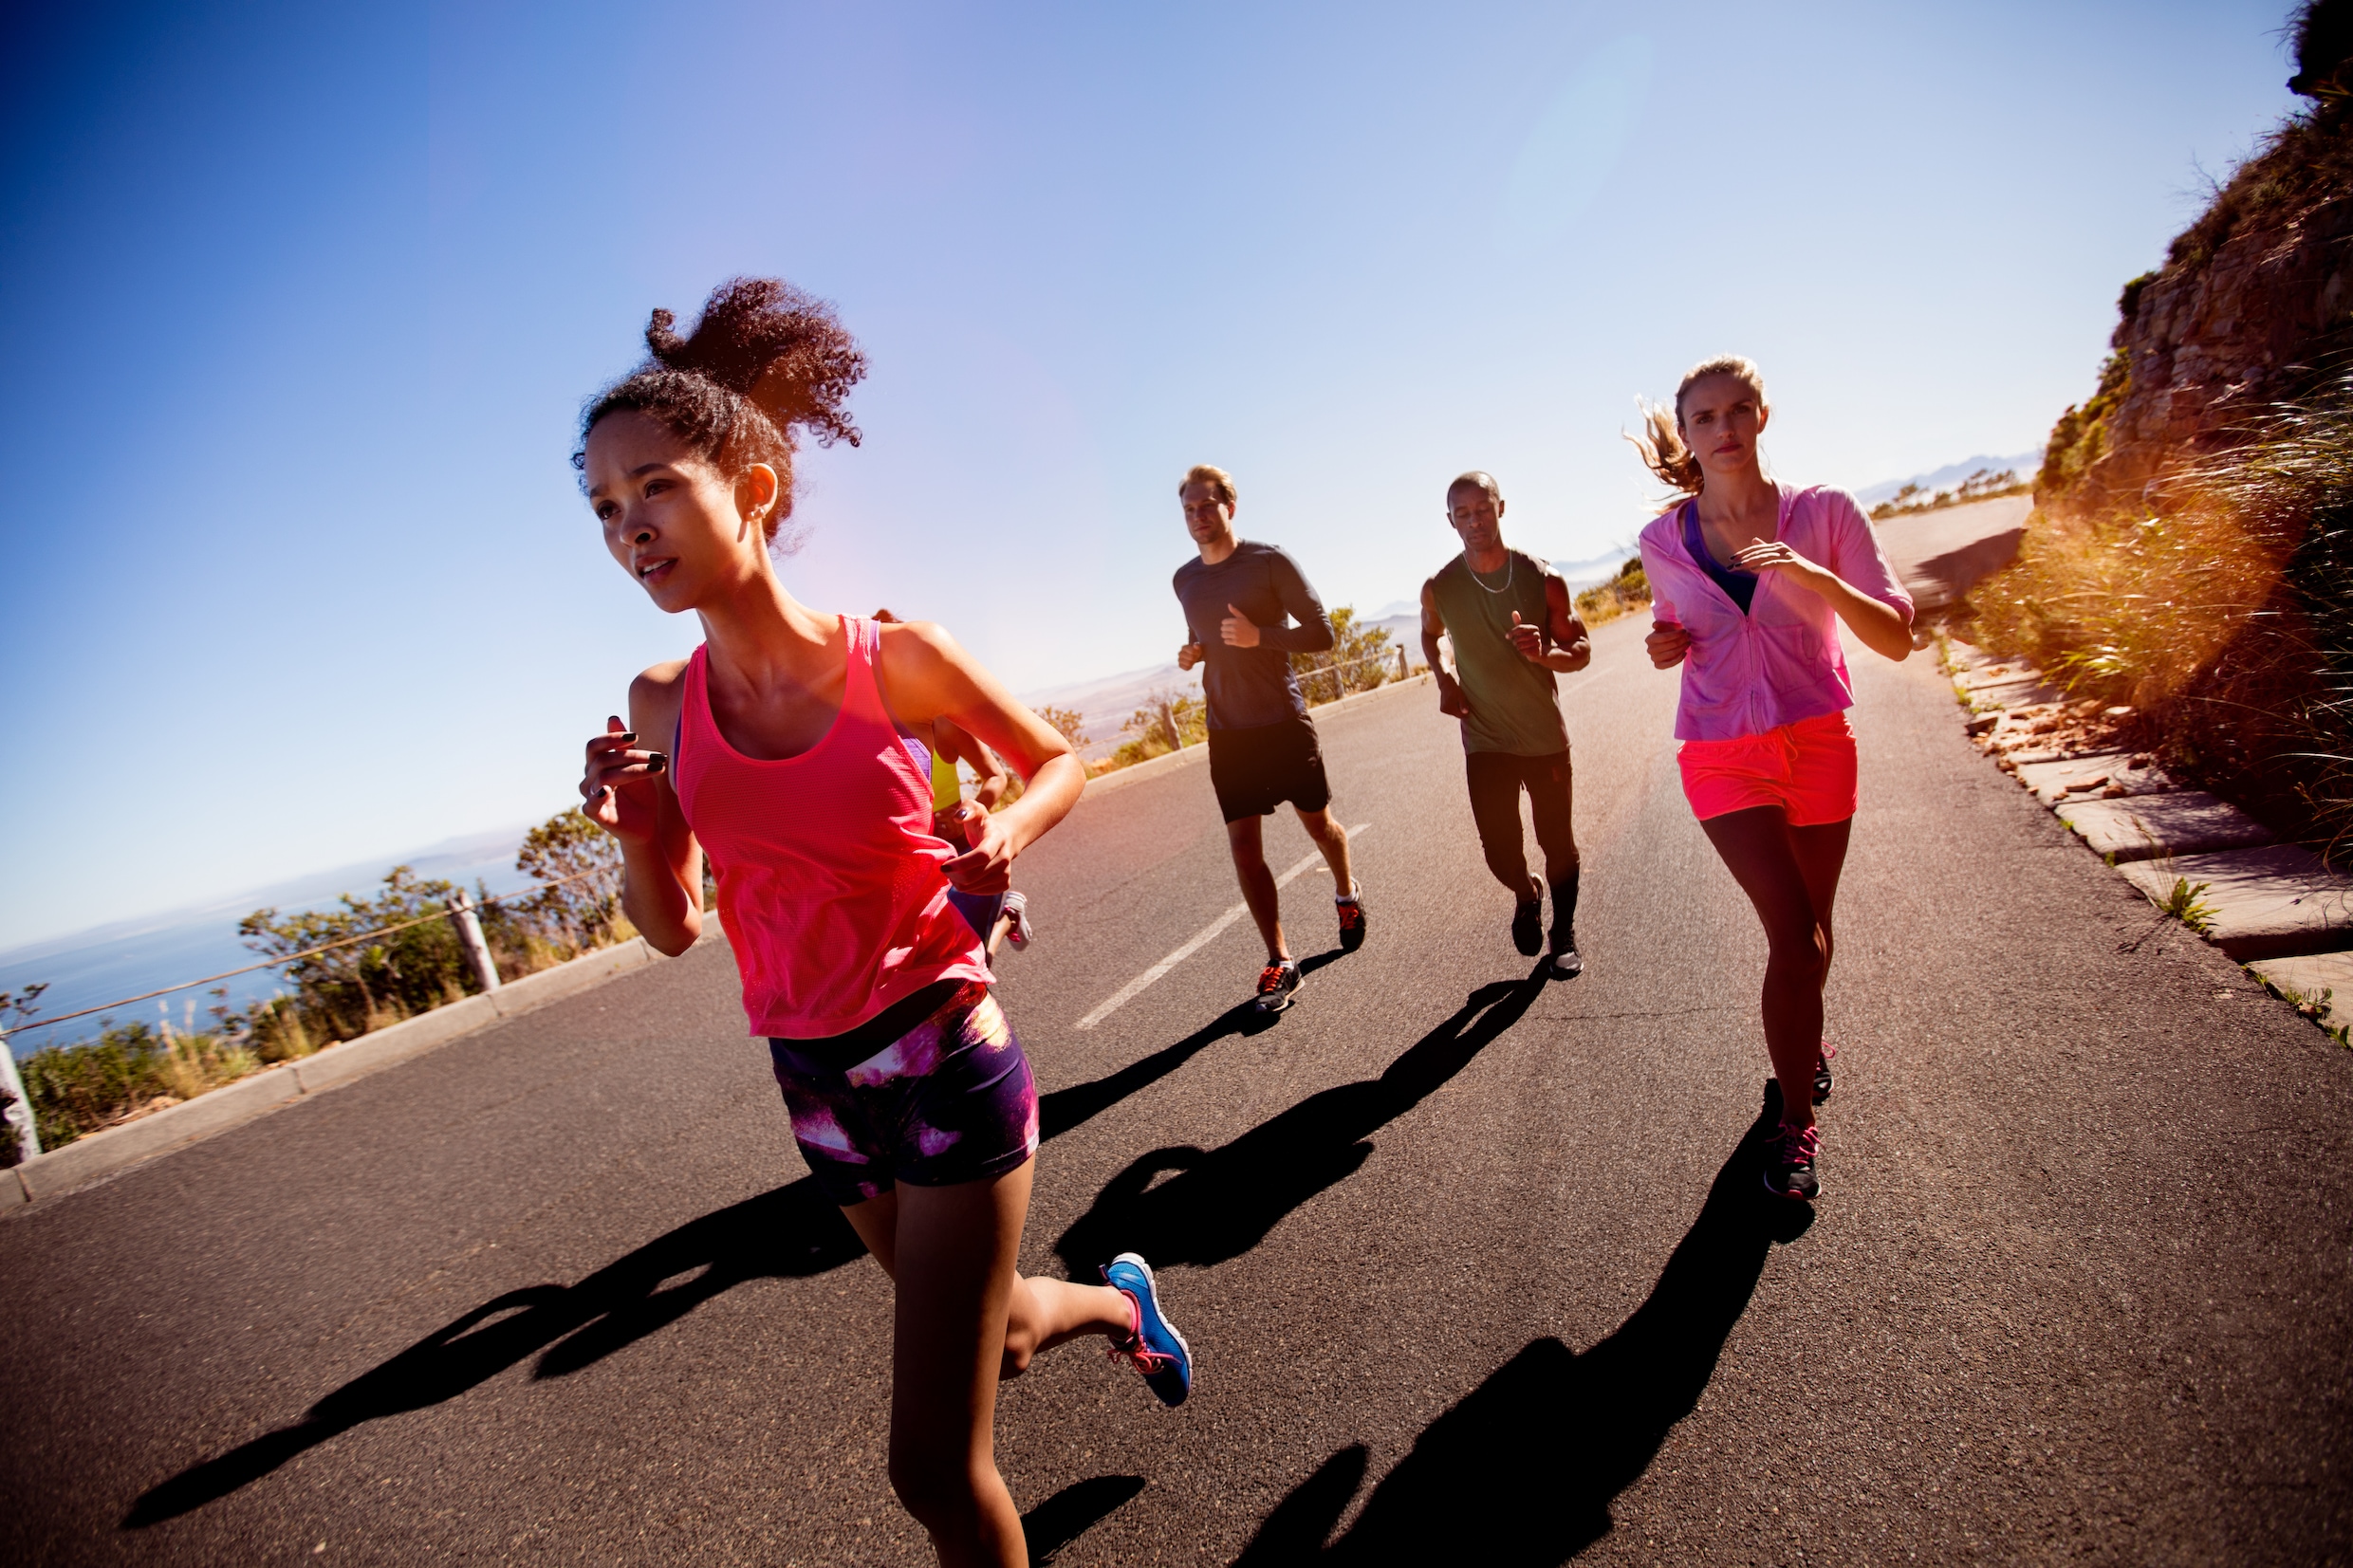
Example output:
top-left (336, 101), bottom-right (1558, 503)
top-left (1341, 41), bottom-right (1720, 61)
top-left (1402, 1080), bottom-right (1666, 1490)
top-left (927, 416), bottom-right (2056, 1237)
top-left (1207, 715), bottom-right (1332, 823)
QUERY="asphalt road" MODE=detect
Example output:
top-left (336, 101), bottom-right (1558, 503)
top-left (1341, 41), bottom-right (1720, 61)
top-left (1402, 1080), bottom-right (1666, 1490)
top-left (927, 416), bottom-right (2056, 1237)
top-left (5, 616), bottom-right (2350, 1566)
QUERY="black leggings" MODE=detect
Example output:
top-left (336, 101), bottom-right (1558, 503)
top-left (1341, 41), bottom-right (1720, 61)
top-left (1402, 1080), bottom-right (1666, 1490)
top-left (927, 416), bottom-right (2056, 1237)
top-left (1465, 748), bottom-right (1581, 894)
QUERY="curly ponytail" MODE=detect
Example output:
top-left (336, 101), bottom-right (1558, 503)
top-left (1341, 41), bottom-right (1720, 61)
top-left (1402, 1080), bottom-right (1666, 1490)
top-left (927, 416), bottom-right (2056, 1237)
top-left (1625, 354), bottom-right (1768, 497)
top-left (575, 278), bottom-right (867, 546)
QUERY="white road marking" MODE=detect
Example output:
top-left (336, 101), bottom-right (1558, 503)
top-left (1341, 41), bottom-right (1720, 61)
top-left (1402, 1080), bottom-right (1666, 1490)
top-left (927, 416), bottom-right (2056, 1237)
top-left (1073, 823), bottom-right (1371, 1030)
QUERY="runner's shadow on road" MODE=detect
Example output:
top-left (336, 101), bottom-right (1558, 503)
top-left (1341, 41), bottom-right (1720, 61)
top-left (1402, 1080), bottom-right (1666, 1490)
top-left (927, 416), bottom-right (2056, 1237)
top-left (1022, 1474), bottom-right (1147, 1562)
top-left (127, 967), bottom-right (1303, 1527)
top-left (1231, 1116), bottom-right (1813, 1565)
top-left (1053, 964), bottom-right (1550, 1279)
top-left (1041, 990), bottom-right (1292, 1138)
top-left (123, 1174), bottom-right (866, 1525)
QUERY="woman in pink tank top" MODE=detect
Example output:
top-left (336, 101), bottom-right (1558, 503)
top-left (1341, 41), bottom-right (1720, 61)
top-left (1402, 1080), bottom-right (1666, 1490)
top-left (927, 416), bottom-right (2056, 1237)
top-left (1630, 356), bottom-right (1916, 1206)
top-left (571, 281), bottom-right (1193, 1566)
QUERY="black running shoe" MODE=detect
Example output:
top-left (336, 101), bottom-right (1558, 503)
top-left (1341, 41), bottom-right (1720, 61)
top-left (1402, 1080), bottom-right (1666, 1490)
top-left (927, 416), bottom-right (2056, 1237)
top-left (1763, 1122), bottom-right (1820, 1201)
top-left (1510, 899), bottom-right (1543, 956)
top-left (1548, 924), bottom-right (1582, 978)
top-left (1253, 959), bottom-right (1303, 1013)
top-left (1336, 895), bottom-right (1366, 952)
top-left (1814, 1045), bottom-right (1834, 1105)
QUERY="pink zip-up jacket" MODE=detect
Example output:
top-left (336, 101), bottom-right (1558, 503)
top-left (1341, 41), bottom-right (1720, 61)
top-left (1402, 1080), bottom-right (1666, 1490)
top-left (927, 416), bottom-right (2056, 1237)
top-left (1637, 483), bottom-right (1914, 743)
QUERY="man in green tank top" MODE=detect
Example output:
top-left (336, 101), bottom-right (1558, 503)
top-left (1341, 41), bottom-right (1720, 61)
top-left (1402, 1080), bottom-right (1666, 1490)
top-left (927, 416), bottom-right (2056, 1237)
top-left (1419, 471), bottom-right (1591, 975)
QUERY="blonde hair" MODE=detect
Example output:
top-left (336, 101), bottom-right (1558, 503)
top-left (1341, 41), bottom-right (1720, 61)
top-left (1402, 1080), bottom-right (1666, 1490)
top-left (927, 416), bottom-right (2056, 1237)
top-left (1626, 355), bottom-right (1769, 495)
top-left (1179, 463), bottom-right (1237, 508)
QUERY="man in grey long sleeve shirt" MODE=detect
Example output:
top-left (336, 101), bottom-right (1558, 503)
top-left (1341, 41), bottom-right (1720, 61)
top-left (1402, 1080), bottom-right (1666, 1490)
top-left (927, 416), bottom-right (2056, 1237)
top-left (1172, 464), bottom-right (1362, 1012)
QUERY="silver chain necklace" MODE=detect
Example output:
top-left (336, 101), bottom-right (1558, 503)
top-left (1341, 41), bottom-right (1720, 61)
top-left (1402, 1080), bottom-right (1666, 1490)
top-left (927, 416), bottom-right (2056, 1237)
top-left (1466, 551), bottom-right (1514, 595)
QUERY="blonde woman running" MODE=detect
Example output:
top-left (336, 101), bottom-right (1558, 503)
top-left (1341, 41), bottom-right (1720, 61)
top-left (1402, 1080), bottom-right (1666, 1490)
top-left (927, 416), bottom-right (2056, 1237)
top-left (1632, 357), bottom-right (1914, 1201)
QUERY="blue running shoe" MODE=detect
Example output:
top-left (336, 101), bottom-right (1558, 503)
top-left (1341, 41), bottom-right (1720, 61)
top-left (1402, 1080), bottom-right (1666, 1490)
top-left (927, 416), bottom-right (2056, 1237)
top-left (1102, 1252), bottom-right (1192, 1407)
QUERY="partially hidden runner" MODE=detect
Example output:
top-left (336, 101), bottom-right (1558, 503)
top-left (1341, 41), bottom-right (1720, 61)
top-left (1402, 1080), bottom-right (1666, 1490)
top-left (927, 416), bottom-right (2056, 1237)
top-left (876, 607), bottom-right (1033, 960)
top-left (1419, 470), bottom-right (1591, 978)
top-left (1172, 463), bottom-right (1363, 1013)
top-left (576, 279), bottom-right (1190, 1567)
top-left (1631, 355), bottom-right (1915, 1203)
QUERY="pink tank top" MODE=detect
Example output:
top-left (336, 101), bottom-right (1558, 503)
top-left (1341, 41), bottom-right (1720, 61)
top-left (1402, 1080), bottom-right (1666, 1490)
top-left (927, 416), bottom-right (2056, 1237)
top-left (673, 616), bottom-right (989, 1039)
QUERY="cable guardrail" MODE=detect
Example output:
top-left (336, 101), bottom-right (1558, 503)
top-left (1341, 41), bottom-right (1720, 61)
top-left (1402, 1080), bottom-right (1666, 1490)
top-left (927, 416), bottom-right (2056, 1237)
top-left (0, 865), bottom-right (615, 1042)
top-left (1132, 643), bottom-right (1417, 755)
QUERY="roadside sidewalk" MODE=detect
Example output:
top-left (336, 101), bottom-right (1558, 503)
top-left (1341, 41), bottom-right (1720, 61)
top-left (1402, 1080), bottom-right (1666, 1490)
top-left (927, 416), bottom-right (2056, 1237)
top-left (1945, 638), bottom-right (2353, 1040)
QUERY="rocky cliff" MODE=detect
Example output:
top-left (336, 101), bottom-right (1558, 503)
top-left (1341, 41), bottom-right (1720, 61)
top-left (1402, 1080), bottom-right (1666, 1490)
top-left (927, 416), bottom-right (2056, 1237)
top-left (2041, 11), bottom-right (2353, 515)
top-left (1990, 2), bottom-right (2353, 856)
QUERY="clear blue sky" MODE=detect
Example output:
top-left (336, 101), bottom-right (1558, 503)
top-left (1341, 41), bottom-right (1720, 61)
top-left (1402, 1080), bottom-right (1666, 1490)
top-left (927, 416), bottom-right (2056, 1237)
top-left (0, 0), bottom-right (2301, 950)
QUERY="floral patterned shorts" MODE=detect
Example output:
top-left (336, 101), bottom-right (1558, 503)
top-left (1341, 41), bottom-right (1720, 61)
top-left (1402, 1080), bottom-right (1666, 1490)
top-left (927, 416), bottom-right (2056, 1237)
top-left (768, 982), bottom-right (1039, 1208)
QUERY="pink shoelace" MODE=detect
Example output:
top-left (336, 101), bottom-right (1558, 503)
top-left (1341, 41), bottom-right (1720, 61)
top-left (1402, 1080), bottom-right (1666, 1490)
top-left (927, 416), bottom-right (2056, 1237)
top-left (1104, 1289), bottom-right (1173, 1373)
top-left (1777, 1122), bottom-right (1821, 1166)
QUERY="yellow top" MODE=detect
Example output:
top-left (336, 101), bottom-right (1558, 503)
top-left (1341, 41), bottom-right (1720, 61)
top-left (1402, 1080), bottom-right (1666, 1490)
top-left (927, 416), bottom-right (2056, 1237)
top-left (930, 742), bottom-right (961, 812)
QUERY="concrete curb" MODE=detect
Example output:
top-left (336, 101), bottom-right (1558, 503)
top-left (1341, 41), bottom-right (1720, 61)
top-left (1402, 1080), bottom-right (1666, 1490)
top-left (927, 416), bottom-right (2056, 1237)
top-left (1943, 639), bottom-right (2353, 994)
top-left (1077, 673), bottom-right (1434, 802)
top-left (2248, 952), bottom-right (2353, 1038)
top-left (2054, 790), bottom-right (2276, 863)
top-left (5, 930), bottom-right (713, 1208)
top-left (2118, 845), bottom-right (2353, 962)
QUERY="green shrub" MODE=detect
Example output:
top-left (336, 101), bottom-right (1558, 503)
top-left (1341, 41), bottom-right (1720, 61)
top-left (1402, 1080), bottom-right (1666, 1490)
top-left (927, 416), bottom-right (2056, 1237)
top-left (1288, 605), bottom-right (1395, 706)
top-left (18, 1020), bottom-right (259, 1150)
top-left (1575, 559), bottom-right (1652, 627)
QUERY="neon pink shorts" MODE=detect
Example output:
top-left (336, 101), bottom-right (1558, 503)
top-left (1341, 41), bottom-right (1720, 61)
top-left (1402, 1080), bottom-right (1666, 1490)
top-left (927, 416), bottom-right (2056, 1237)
top-left (1677, 710), bottom-right (1858, 826)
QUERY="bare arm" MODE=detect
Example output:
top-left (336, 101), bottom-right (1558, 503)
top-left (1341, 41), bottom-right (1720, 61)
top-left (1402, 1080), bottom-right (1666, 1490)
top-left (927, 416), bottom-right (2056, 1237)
top-left (934, 714), bottom-right (1010, 810)
top-left (580, 667), bottom-right (705, 957)
top-left (875, 620), bottom-right (1085, 893)
top-left (1508, 574), bottom-right (1591, 673)
top-left (1421, 579), bottom-right (1471, 719)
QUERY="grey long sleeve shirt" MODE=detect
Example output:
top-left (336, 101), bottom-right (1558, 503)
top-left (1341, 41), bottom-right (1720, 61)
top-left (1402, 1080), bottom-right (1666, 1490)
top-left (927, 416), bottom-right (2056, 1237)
top-left (1172, 541), bottom-right (1335, 730)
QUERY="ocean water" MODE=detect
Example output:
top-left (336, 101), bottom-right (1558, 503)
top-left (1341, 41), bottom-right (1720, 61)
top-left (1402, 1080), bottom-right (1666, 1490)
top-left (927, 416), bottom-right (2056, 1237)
top-left (0, 828), bottom-right (545, 1058)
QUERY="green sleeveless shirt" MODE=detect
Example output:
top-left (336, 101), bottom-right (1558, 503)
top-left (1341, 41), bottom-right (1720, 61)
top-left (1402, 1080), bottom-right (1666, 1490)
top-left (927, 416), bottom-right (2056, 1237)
top-left (1429, 550), bottom-right (1569, 756)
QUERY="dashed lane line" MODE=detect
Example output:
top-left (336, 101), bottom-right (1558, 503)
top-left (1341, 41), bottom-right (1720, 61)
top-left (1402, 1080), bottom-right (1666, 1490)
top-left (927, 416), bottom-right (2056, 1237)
top-left (1072, 823), bottom-right (1372, 1030)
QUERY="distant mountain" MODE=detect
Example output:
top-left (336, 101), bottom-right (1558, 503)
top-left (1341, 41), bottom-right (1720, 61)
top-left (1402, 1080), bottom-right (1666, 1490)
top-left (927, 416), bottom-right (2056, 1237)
top-left (1551, 546), bottom-right (1640, 591)
top-left (1020, 661), bottom-right (1204, 758)
top-left (1856, 451), bottom-right (2041, 507)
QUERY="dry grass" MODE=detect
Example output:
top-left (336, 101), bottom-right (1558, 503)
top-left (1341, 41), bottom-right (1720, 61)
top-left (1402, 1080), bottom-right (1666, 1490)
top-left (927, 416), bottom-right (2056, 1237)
top-left (19, 1018), bottom-right (262, 1150)
top-left (1575, 560), bottom-right (1652, 628)
top-left (1971, 505), bottom-right (2289, 710)
top-left (1967, 380), bottom-right (2353, 856)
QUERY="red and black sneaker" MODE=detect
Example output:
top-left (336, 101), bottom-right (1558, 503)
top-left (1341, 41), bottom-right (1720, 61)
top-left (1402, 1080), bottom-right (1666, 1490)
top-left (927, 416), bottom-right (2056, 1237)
top-left (1253, 959), bottom-right (1303, 1013)
top-left (1336, 894), bottom-right (1367, 952)
top-left (1764, 1121), bottom-right (1821, 1201)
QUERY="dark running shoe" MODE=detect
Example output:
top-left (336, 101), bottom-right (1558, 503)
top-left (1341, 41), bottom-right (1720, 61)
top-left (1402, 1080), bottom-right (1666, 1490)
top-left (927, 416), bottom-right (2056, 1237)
top-left (1102, 1252), bottom-right (1193, 1407)
top-left (1510, 899), bottom-right (1543, 956)
top-left (1254, 959), bottom-right (1303, 1013)
top-left (1336, 895), bottom-right (1367, 952)
top-left (1814, 1043), bottom-right (1835, 1105)
top-left (1764, 1121), bottom-right (1821, 1201)
top-left (1548, 926), bottom-right (1582, 979)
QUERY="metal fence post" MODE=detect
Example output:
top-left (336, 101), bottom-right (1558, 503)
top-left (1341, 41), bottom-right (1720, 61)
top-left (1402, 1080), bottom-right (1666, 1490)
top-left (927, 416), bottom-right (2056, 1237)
top-left (0, 1036), bottom-right (40, 1164)
top-left (445, 892), bottom-right (502, 994)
